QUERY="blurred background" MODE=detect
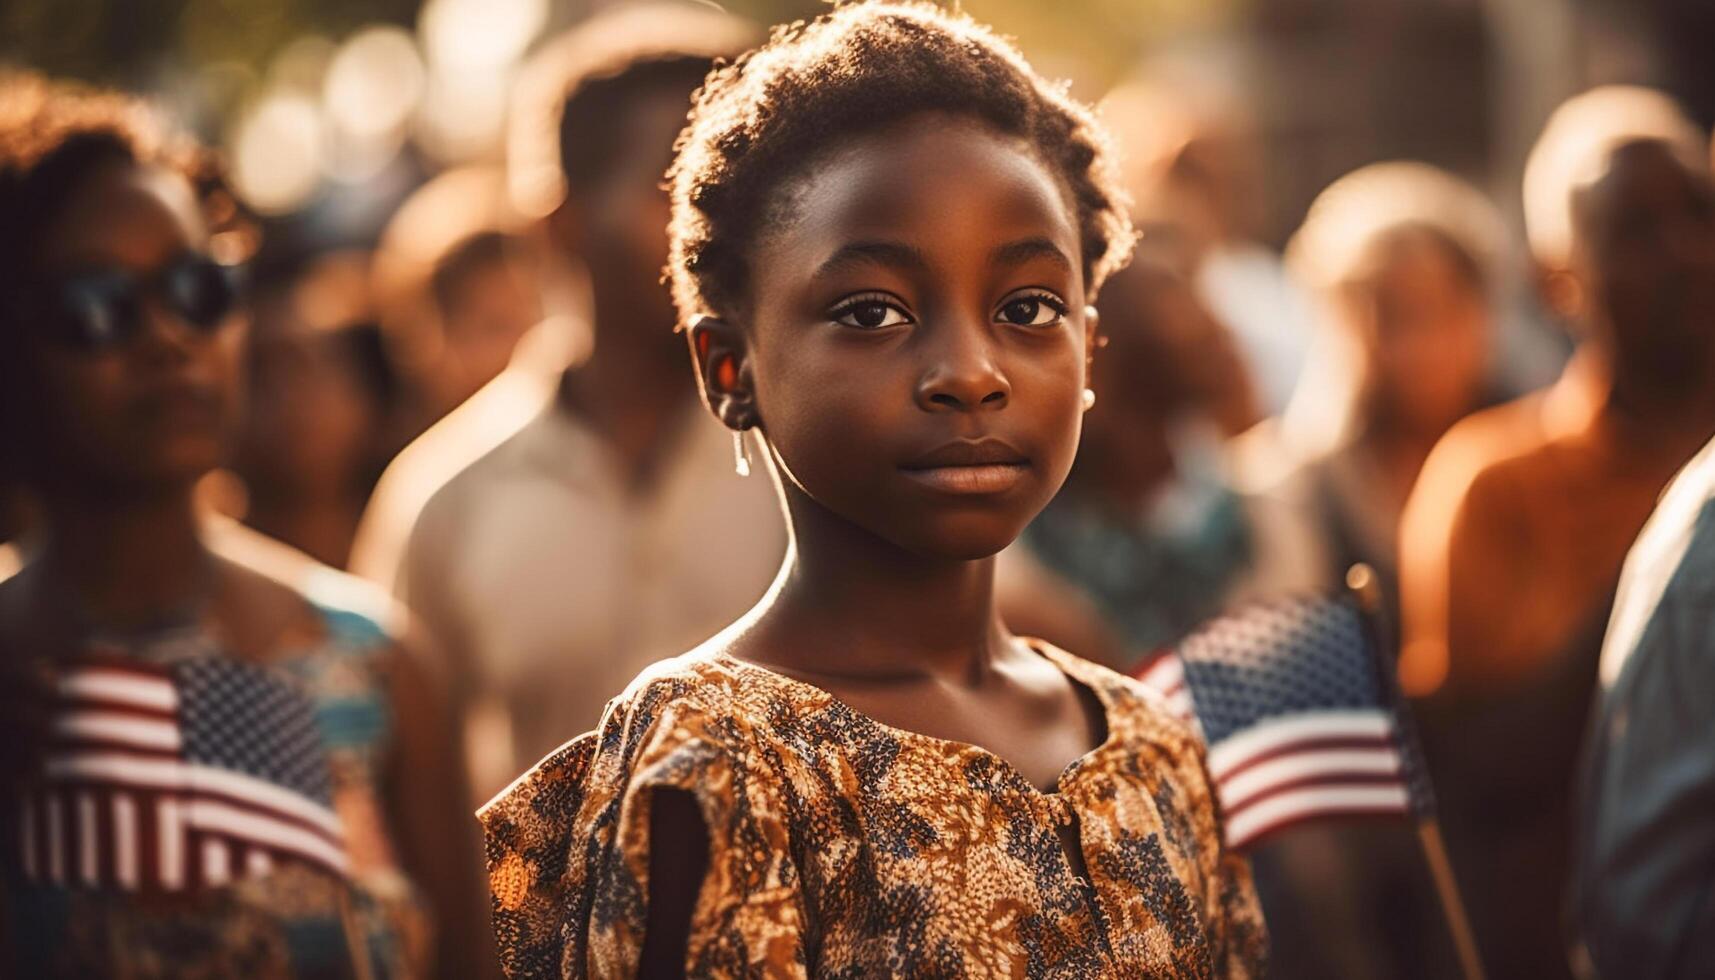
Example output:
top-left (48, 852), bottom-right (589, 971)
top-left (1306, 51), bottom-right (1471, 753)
top-left (8, 0), bottom-right (1713, 246)
top-left (5, 2), bottom-right (1715, 977)
top-left (7, 1), bottom-right (1713, 499)
top-left (4, 0), bottom-right (1710, 550)
top-left (2, 0), bottom-right (1705, 421)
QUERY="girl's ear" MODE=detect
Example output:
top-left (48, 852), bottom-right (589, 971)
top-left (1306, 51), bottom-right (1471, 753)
top-left (686, 315), bottom-right (757, 432)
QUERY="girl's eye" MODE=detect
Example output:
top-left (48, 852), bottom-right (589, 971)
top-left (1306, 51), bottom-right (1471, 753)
top-left (831, 296), bottom-right (912, 330)
top-left (997, 292), bottom-right (1068, 327)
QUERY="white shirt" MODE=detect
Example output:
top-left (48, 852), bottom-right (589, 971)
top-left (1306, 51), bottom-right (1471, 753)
top-left (353, 361), bottom-right (785, 800)
top-left (1195, 242), bottom-right (1316, 415)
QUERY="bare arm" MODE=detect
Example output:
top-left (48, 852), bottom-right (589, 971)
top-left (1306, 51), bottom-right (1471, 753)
top-left (1399, 448), bottom-right (1533, 700)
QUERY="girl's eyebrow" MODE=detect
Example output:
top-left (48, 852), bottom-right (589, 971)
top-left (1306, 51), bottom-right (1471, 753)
top-left (812, 240), bottom-right (929, 281)
top-left (991, 237), bottom-right (1072, 271)
top-left (810, 237), bottom-right (1071, 282)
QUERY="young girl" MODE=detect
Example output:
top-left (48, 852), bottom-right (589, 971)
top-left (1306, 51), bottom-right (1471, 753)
top-left (0, 75), bottom-right (492, 977)
top-left (480, 5), bottom-right (1267, 976)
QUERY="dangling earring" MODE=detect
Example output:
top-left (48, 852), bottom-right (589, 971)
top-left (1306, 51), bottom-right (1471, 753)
top-left (733, 428), bottom-right (753, 477)
top-left (1081, 388), bottom-right (1097, 412)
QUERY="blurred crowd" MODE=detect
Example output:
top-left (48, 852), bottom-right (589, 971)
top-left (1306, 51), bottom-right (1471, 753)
top-left (3, 1), bottom-right (1715, 977)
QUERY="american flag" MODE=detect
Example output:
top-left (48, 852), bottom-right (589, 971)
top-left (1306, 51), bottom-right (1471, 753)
top-left (15, 656), bottom-right (347, 893)
top-left (1137, 595), bottom-right (1434, 850)
top-left (1135, 652), bottom-right (1197, 730)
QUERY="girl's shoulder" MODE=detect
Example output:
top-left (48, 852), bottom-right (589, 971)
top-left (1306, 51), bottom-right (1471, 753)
top-left (476, 652), bottom-right (807, 976)
top-left (480, 644), bottom-right (1213, 824)
top-left (210, 518), bottom-right (403, 651)
top-left (479, 650), bottom-right (791, 819)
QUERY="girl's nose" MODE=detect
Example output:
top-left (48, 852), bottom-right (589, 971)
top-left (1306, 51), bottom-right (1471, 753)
top-left (914, 315), bottom-right (1011, 412)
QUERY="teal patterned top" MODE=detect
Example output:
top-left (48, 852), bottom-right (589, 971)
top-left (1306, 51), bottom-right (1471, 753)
top-left (1021, 483), bottom-right (1253, 662)
top-left (3, 568), bottom-right (430, 980)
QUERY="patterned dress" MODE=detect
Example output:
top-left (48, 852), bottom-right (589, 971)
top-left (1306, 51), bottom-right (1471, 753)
top-left (2, 569), bottom-right (431, 979)
top-left (480, 643), bottom-right (1267, 978)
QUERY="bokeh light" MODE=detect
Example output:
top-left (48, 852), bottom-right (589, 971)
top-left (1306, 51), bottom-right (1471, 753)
top-left (413, 70), bottom-right (510, 164)
top-left (418, 0), bottom-right (546, 74)
top-left (325, 26), bottom-right (424, 140)
top-left (412, 0), bottom-right (546, 165)
top-left (230, 91), bottom-right (324, 214)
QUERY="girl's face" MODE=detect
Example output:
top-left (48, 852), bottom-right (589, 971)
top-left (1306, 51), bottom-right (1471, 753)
top-left (738, 114), bottom-right (1095, 560)
top-left (23, 163), bottom-right (244, 493)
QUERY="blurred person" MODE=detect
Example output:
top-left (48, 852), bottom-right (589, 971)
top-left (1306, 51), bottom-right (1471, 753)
top-left (235, 252), bottom-right (399, 569)
top-left (1239, 162), bottom-right (1505, 616)
top-left (479, 5), bottom-right (1265, 975)
top-left (348, 4), bottom-right (783, 802)
top-left (1225, 163), bottom-right (1505, 980)
top-left (369, 166), bottom-right (542, 436)
top-left (426, 233), bottom-right (537, 409)
top-left (998, 244), bottom-right (1264, 670)
top-left (1102, 71), bottom-right (1316, 414)
top-left (1398, 86), bottom-right (1715, 979)
top-left (1571, 431), bottom-right (1715, 979)
top-left (0, 73), bottom-right (492, 978)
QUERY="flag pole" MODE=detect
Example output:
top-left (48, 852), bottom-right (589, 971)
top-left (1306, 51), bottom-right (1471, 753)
top-left (1415, 817), bottom-right (1486, 980)
top-left (1345, 564), bottom-right (1486, 980)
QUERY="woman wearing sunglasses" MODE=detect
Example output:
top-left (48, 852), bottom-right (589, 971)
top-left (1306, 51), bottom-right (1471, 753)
top-left (0, 74), bottom-right (493, 978)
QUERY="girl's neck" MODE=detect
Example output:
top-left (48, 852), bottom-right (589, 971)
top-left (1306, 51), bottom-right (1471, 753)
top-left (38, 483), bottom-right (211, 628)
top-left (737, 488), bottom-right (1013, 685)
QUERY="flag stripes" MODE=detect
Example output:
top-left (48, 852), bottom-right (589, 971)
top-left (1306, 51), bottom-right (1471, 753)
top-left (1205, 710), bottom-right (1394, 776)
top-left (1155, 595), bottom-right (1435, 851)
top-left (1225, 784), bottom-right (1412, 847)
top-left (1136, 653), bottom-right (1196, 726)
top-left (18, 786), bottom-right (346, 891)
top-left (15, 658), bottom-right (348, 894)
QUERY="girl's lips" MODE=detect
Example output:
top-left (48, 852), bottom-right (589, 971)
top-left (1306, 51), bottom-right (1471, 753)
top-left (899, 461), bottom-right (1029, 495)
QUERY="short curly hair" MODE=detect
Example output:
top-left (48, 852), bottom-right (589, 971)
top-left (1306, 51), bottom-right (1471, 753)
top-left (0, 72), bottom-right (232, 300)
top-left (666, 1), bottom-right (1135, 327)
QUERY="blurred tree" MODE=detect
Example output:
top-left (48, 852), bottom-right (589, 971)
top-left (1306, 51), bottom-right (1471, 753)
top-left (721, 0), bottom-right (1242, 93)
top-left (2, 0), bottom-right (1233, 106)
top-left (1, 0), bottom-right (416, 88)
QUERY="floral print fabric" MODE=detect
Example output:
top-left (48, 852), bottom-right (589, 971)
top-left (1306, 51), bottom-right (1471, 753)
top-left (480, 643), bottom-right (1266, 978)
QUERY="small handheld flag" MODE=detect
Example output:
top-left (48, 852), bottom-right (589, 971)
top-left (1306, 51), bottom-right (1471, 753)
top-left (1156, 592), bottom-right (1434, 850)
top-left (1138, 566), bottom-right (1484, 980)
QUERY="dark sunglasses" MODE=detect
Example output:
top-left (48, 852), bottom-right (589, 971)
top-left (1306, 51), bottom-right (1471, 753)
top-left (29, 253), bottom-right (245, 352)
